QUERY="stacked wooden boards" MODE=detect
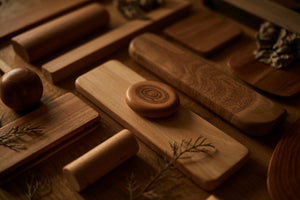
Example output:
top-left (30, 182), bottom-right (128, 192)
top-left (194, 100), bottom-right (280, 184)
top-left (129, 33), bottom-right (286, 136)
top-left (75, 60), bottom-right (249, 191)
top-left (39, 0), bottom-right (191, 84)
top-left (0, 93), bottom-right (100, 183)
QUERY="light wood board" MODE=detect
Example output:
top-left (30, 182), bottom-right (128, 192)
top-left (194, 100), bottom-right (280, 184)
top-left (163, 12), bottom-right (242, 56)
top-left (267, 118), bottom-right (300, 200)
top-left (228, 45), bottom-right (300, 97)
top-left (129, 33), bottom-right (286, 136)
top-left (0, 0), bottom-right (90, 40)
top-left (42, 0), bottom-right (191, 84)
top-left (75, 60), bottom-right (249, 191)
top-left (0, 93), bottom-right (100, 183)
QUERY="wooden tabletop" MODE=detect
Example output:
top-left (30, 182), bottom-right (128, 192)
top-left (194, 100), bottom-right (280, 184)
top-left (1, 0), bottom-right (300, 199)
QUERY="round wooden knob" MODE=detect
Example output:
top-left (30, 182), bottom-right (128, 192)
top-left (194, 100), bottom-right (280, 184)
top-left (125, 81), bottom-right (179, 118)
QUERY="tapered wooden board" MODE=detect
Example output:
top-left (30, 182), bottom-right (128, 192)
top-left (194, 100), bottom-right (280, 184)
top-left (75, 60), bottom-right (249, 191)
top-left (163, 12), bottom-right (242, 56)
top-left (228, 45), bottom-right (300, 97)
top-left (0, 93), bottom-right (100, 183)
top-left (267, 118), bottom-right (300, 200)
top-left (129, 33), bottom-right (286, 136)
top-left (42, 0), bottom-right (191, 84)
top-left (0, 0), bottom-right (90, 39)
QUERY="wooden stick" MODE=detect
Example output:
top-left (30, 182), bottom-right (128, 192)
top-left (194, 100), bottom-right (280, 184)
top-left (63, 129), bottom-right (139, 192)
top-left (11, 3), bottom-right (110, 62)
top-left (41, 0), bottom-right (190, 84)
top-left (0, 0), bottom-right (90, 40)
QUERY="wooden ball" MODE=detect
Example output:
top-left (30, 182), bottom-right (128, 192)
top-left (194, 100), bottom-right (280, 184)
top-left (125, 81), bottom-right (179, 118)
top-left (0, 68), bottom-right (43, 111)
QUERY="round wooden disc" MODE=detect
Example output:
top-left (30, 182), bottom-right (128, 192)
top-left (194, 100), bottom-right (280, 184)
top-left (125, 81), bottom-right (179, 118)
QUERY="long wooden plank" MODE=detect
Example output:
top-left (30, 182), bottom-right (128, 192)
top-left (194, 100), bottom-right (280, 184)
top-left (0, 93), bottom-right (100, 182)
top-left (75, 60), bottom-right (249, 191)
top-left (220, 0), bottom-right (300, 34)
top-left (0, 0), bottom-right (90, 40)
top-left (129, 33), bottom-right (286, 136)
top-left (42, 0), bottom-right (190, 84)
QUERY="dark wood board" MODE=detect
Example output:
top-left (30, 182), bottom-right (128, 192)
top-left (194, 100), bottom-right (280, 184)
top-left (228, 45), bottom-right (300, 97)
top-left (129, 33), bottom-right (286, 136)
top-left (0, 93), bottom-right (100, 183)
top-left (163, 12), bottom-right (243, 56)
top-left (267, 118), bottom-right (300, 200)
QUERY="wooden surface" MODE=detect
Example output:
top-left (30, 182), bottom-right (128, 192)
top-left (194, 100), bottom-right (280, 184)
top-left (163, 12), bottom-right (243, 56)
top-left (76, 60), bottom-right (249, 191)
top-left (228, 45), bottom-right (300, 97)
top-left (0, 0), bottom-right (90, 40)
top-left (11, 2), bottom-right (110, 62)
top-left (1, 0), bottom-right (300, 199)
top-left (267, 118), bottom-right (300, 200)
top-left (41, 0), bottom-right (190, 84)
top-left (129, 33), bottom-right (286, 136)
top-left (0, 93), bottom-right (100, 183)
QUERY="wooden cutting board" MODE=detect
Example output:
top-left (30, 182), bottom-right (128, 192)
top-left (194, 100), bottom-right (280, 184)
top-left (163, 12), bottom-right (243, 56)
top-left (0, 0), bottom-right (90, 40)
top-left (75, 60), bottom-right (249, 191)
top-left (267, 118), bottom-right (300, 200)
top-left (0, 93), bottom-right (100, 183)
top-left (228, 45), bottom-right (300, 97)
top-left (129, 33), bottom-right (286, 136)
top-left (42, 0), bottom-right (191, 84)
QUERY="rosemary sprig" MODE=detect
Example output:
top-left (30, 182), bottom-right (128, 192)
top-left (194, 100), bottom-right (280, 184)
top-left (128, 136), bottom-right (215, 200)
top-left (0, 125), bottom-right (43, 151)
top-left (25, 174), bottom-right (52, 200)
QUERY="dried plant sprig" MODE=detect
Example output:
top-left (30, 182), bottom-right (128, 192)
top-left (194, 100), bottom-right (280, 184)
top-left (25, 174), bottom-right (52, 200)
top-left (128, 136), bottom-right (215, 200)
top-left (0, 125), bottom-right (43, 151)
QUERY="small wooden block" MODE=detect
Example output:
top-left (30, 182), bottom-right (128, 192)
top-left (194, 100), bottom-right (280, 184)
top-left (0, 93), bottom-right (100, 183)
top-left (41, 0), bottom-right (191, 84)
top-left (129, 33), bottom-right (286, 136)
top-left (228, 45), bottom-right (300, 97)
top-left (125, 81), bottom-right (180, 118)
top-left (0, 0), bottom-right (90, 39)
top-left (267, 118), bottom-right (300, 200)
top-left (75, 60), bottom-right (249, 191)
top-left (163, 12), bottom-right (243, 56)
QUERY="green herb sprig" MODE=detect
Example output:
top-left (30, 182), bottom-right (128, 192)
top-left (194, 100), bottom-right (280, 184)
top-left (0, 125), bottom-right (43, 151)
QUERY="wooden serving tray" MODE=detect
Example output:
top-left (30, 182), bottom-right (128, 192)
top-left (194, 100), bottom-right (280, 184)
top-left (267, 118), bottom-right (300, 200)
top-left (0, 93), bottom-right (100, 183)
top-left (228, 45), bottom-right (300, 97)
top-left (163, 12), bottom-right (243, 56)
top-left (0, 0), bottom-right (90, 39)
top-left (75, 60), bottom-right (249, 191)
top-left (129, 33), bottom-right (286, 136)
top-left (42, 0), bottom-right (191, 84)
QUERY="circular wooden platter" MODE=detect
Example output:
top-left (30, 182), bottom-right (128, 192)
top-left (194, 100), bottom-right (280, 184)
top-left (267, 119), bottom-right (300, 200)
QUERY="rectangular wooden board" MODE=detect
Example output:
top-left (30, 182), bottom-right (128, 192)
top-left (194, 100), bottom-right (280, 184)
top-left (129, 33), bottom-right (286, 136)
top-left (75, 60), bottom-right (249, 191)
top-left (0, 93), bottom-right (100, 182)
top-left (0, 0), bottom-right (90, 39)
top-left (42, 0), bottom-right (191, 84)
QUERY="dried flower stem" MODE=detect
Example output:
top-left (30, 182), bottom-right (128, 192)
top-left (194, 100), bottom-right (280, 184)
top-left (128, 136), bottom-right (215, 200)
top-left (0, 125), bottom-right (43, 151)
top-left (25, 174), bottom-right (52, 200)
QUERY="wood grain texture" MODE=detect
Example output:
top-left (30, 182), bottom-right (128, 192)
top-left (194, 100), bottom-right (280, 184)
top-left (0, 93), bottom-right (100, 183)
top-left (0, 0), bottom-right (90, 40)
top-left (163, 12), bottom-right (242, 56)
top-left (129, 33), bottom-right (286, 136)
top-left (41, 0), bottom-right (191, 84)
top-left (0, 59), bottom-right (12, 74)
top-left (75, 60), bottom-right (249, 191)
top-left (228, 45), bottom-right (300, 97)
top-left (220, 0), bottom-right (300, 34)
top-left (267, 118), bottom-right (300, 200)
top-left (11, 3), bottom-right (110, 62)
